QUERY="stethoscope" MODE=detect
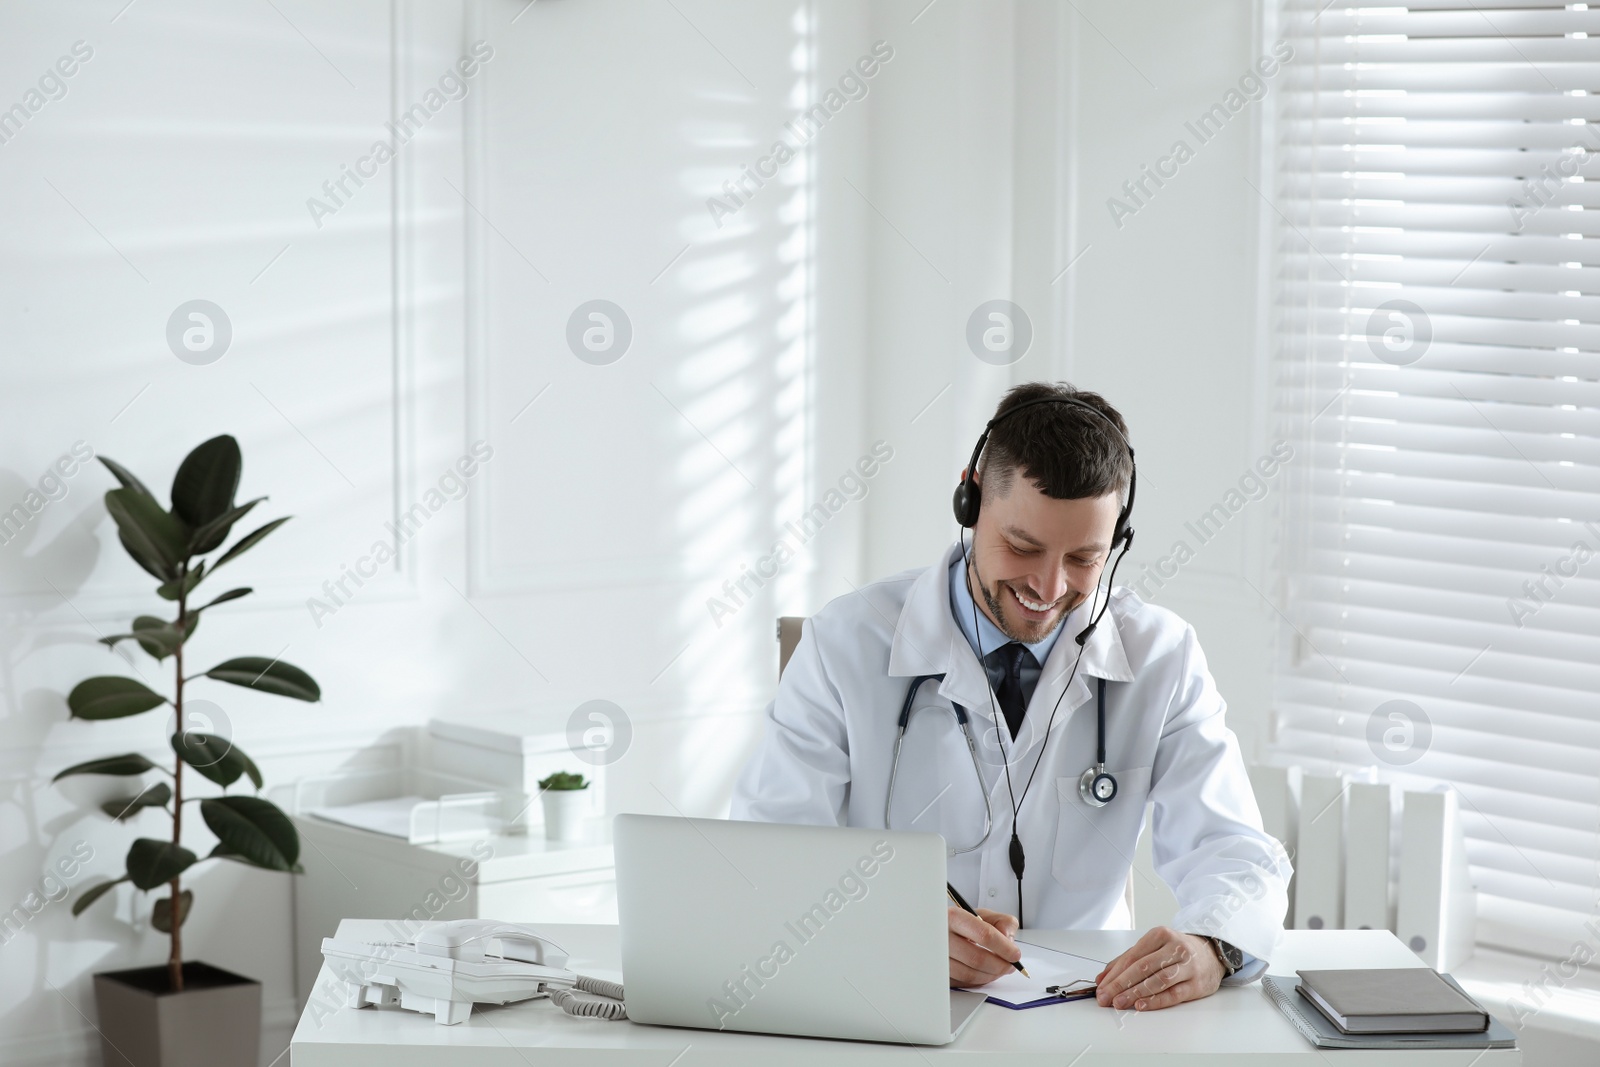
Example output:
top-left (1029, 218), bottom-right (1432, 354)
top-left (884, 670), bottom-right (1118, 854)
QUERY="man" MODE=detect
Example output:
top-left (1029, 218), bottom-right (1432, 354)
top-left (730, 381), bottom-right (1290, 1011)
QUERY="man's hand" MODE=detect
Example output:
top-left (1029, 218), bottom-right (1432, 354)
top-left (1094, 927), bottom-right (1224, 1012)
top-left (948, 906), bottom-right (1022, 987)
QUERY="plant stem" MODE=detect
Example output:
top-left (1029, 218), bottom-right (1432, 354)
top-left (169, 563), bottom-right (187, 994)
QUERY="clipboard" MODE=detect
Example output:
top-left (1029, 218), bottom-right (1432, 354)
top-left (984, 979), bottom-right (1098, 1010)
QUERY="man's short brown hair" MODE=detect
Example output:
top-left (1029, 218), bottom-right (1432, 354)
top-left (978, 382), bottom-right (1132, 502)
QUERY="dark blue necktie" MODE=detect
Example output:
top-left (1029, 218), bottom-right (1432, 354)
top-left (983, 641), bottom-right (1034, 740)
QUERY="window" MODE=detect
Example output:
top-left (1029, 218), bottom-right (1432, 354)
top-left (1269, 1), bottom-right (1599, 959)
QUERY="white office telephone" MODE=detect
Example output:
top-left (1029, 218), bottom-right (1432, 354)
top-left (320, 919), bottom-right (627, 1025)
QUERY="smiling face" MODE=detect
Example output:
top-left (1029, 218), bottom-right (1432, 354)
top-left (964, 468), bottom-right (1122, 644)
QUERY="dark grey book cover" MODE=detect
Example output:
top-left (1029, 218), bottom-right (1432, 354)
top-left (1296, 967), bottom-right (1488, 1032)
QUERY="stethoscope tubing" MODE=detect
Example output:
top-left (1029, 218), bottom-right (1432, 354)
top-left (885, 672), bottom-right (1117, 854)
top-left (885, 674), bottom-right (994, 854)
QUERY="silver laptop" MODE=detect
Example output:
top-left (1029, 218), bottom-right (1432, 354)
top-left (614, 814), bottom-right (986, 1045)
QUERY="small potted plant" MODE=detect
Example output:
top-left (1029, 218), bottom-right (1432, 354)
top-left (537, 771), bottom-right (591, 842)
top-left (55, 435), bottom-right (319, 1067)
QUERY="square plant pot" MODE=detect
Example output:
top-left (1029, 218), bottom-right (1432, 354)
top-left (93, 961), bottom-right (261, 1067)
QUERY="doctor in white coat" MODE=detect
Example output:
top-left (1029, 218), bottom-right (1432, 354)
top-left (731, 382), bottom-right (1290, 1012)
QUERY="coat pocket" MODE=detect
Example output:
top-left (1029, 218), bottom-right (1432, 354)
top-left (1049, 766), bottom-right (1153, 891)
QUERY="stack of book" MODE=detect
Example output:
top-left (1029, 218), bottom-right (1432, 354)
top-left (1262, 967), bottom-right (1516, 1050)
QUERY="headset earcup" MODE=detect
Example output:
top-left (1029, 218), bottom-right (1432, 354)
top-left (952, 479), bottom-right (981, 528)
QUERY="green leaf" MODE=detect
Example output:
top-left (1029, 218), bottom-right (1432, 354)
top-left (212, 516), bottom-right (291, 570)
top-left (204, 657), bottom-right (320, 702)
top-left (211, 845), bottom-right (305, 875)
top-left (105, 488), bottom-right (188, 580)
top-left (195, 588), bottom-right (252, 613)
top-left (97, 617), bottom-right (197, 661)
top-left (134, 616), bottom-right (187, 660)
top-left (67, 677), bottom-right (167, 720)
top-left (189, 496), bottom-right (262, 556)
top-left (101, 781), bottom-right (173, 820)
top-left (538, 771), bottom-right (588, 791)
top-left (97, 632), bottom-right (147, 650)
top-left (72, 876), bottom-right (128, 917)
top-left (126, 838), bottom-right (197, 891)
top-left (171, 731), bottom-right (262, 789)
top-left (201, 796), bottom-right (300, 871)
top-left (53, 752), bottom-right (158, 782)
top-left (151, 889), bottom-right (192, 933)
top-left (157, 562), bottom-right (205, 601)
top-left (171, 435), bottom-right (241, 530)
top-left (116, 530), bottom-right (172, 582)
top-left (98, 456), bottom-right (154, 499)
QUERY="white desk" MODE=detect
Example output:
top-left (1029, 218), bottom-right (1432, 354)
top-left (291, 922), bottom-right (1520, 1066)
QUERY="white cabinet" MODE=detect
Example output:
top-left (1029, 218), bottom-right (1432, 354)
top-left (477, 865), bottom-right (619, 924)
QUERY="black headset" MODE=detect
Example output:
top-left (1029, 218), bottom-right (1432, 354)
top-left (951, 392), bottom-right (1139, 926)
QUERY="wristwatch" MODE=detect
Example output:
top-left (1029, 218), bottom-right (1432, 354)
top-left (1206, 936), bottom-right (1243, 977)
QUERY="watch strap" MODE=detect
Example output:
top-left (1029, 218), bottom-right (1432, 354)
top-left (1206, 936), bottom-right (1242, 977)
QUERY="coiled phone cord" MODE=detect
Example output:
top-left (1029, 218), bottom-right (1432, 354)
top-left (549, 975), bottom-right (628, 1020)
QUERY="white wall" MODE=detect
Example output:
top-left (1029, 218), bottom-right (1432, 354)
top-left (853, 1), bottom-right (1278, 749)
top-left (0, 1), bottom-right (1287, 1064)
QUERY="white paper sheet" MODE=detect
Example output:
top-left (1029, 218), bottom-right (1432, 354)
top-left (957, 944), bottom-right (1106, 1007)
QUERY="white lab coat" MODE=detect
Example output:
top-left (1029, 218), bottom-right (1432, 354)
top-left (730, 541), bottom-right (1290, 967)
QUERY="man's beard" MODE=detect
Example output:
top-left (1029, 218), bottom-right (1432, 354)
top-left (974, 567), bottom-right (1080, 644)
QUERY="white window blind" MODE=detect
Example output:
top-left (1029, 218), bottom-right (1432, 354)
top-left (1270, 1), bottom-right (1600, 959)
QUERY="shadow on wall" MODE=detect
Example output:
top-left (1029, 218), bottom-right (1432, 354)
top-left (656, 3), bottom-right (816, 818)
top-left (0, 459), bottom-right (116, 1042)
top-left (0, 455), bottom-right (109, 830)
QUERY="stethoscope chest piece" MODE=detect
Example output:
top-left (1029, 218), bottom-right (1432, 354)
top-left (1077, 676), bottom-right (1118, 807)
top-left (1079, 764), bottom-right (1118, 807)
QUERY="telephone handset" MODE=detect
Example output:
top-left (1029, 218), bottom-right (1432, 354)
top-left (414, 919), bottom-right (570, 969)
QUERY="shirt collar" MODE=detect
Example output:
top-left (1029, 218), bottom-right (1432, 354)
top-left (948, 550), bottom-right (1065, 667)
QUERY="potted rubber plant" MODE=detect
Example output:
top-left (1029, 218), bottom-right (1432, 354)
top-left (53, 435), bottom-right (320, 1067)
top-left (537, 771), bottom-right (590, 842)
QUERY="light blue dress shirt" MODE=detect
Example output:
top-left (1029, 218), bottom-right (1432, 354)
top-left (944, 551), bottom-right (1266, 984)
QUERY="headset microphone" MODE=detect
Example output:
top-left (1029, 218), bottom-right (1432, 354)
top-left (1072, 526), bottom-right (1134, 648)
